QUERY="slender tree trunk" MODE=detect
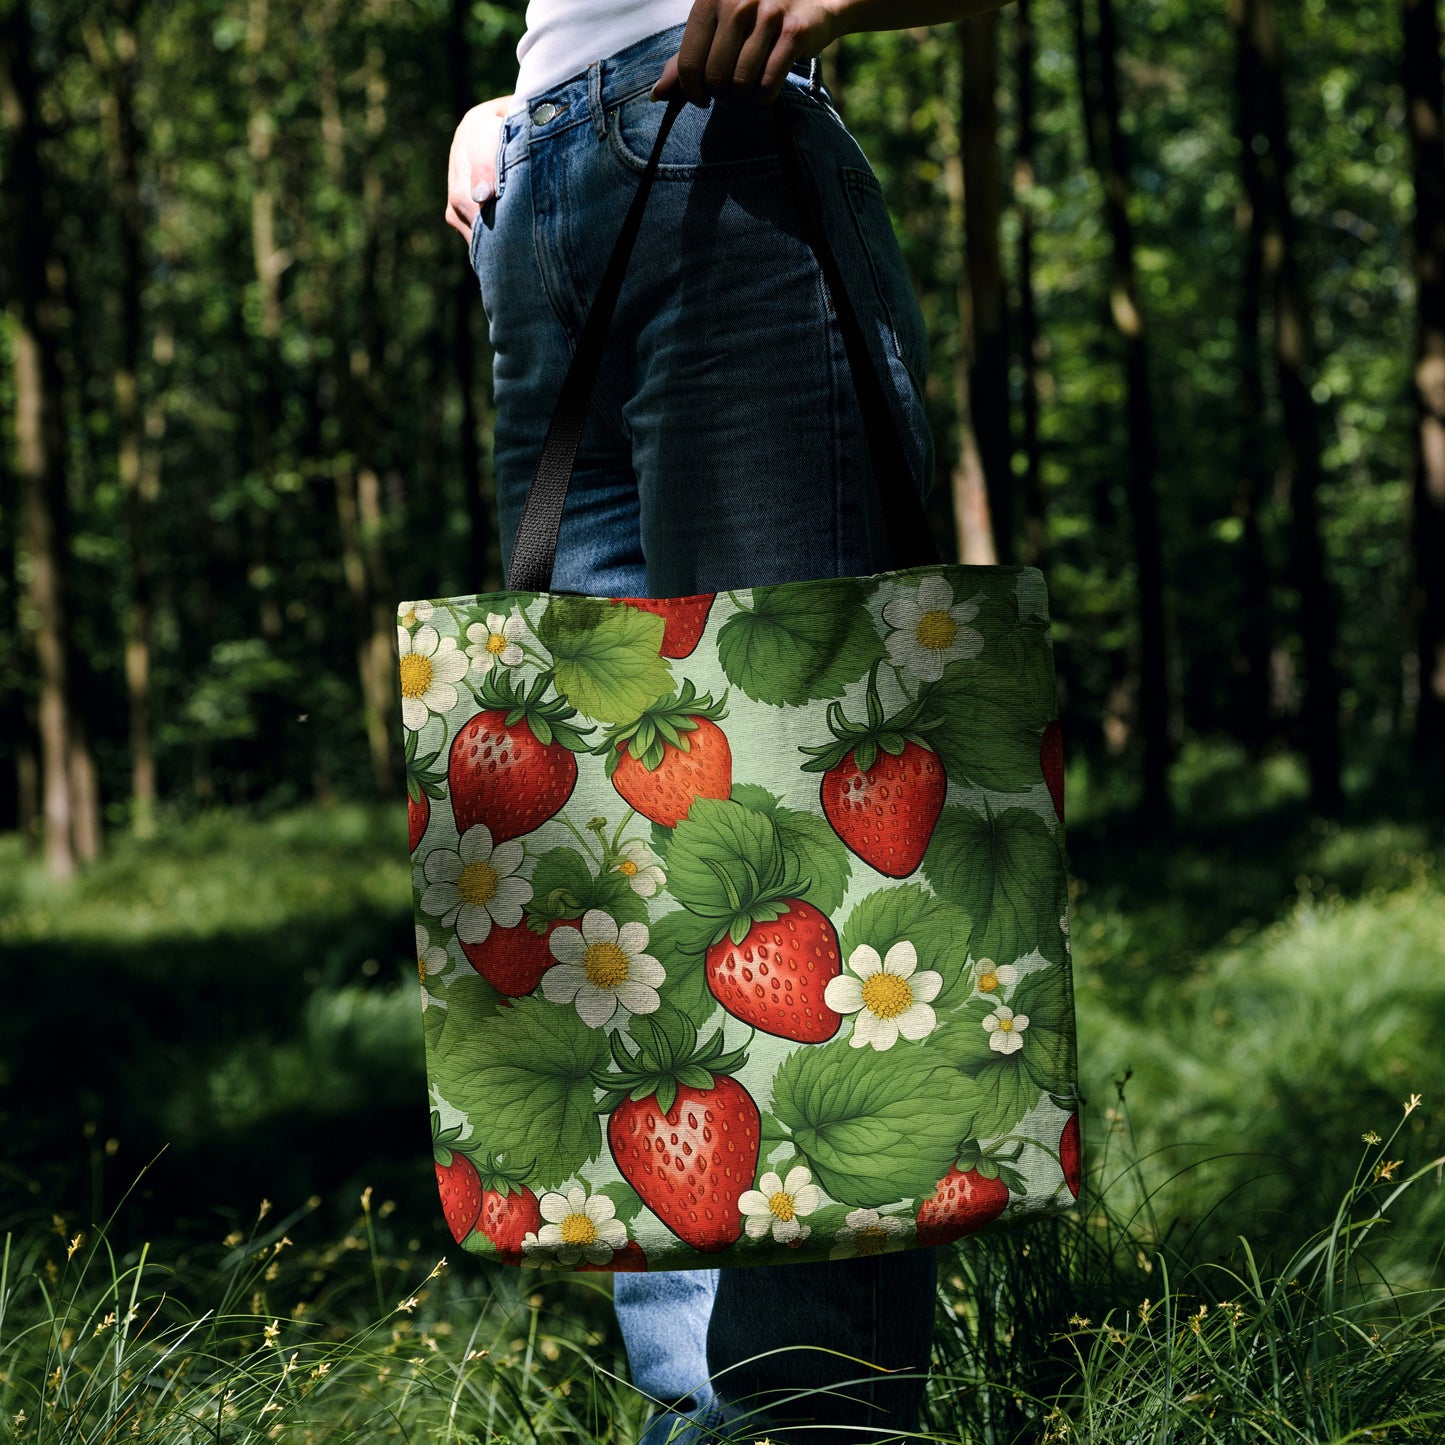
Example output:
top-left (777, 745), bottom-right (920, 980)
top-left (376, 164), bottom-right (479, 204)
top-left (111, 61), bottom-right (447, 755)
top-left (1239, 0), bottom-right (1341, 811)
top-left (1228, 0), bottom-right (1278, 750)
top-left (960, 13), bottom-right (1013, 561)
top-left (1405, 0), bottom-right (1445, 763)
top-left (1014, 0), bottom-right (1046, 568)
top-left (1074, 0), bottom-right (1172, 828)
top-left (2, 8), bottom-right (94, 876)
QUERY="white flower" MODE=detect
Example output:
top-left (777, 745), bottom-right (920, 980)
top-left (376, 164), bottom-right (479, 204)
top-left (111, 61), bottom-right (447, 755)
top-left (418, 826), bottom-right (532, 946)
top-left (398, 623), bottom-right (469, 732)
top-left (830, 1208), bottom-right (912, 1259)
top-left (971, 958), bottom-right (1019, 997)
top-left (612, 839), bottom-right (665, 898)
top-left (824, 940), bottom-right (942, 1051)
top-left (416, 924), bottom-right (451, 1013)
top-left (982, 1005), bottom-right (1030, 1055)
top-left (881, 575), bottom-right (984, 682)
top-left (523, 1187), bottom-right (627, 1267)
top-left (542, 909), bottom-right (665, 1028)
top-left (397, 600), bottom-right (435, 629)
top-left (465, 611), bottom-right (526, 675)
top-left (739, 1165), bottom-right (823, 1244)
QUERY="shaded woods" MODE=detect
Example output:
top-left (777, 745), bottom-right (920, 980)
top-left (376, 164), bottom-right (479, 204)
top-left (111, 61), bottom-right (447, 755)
top-left (2, 0), bottom-right (1442, 878)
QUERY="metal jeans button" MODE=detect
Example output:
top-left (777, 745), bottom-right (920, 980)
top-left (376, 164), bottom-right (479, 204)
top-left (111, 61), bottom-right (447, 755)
top-left (533, 101), bottom-right (558, 125)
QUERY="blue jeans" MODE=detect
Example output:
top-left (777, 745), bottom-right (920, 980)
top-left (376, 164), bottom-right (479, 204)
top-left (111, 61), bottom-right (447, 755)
top-left (470, 24), bottom-right (939, 1442)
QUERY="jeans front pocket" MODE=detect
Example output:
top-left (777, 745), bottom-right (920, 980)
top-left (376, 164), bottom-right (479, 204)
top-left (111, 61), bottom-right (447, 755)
top-left (608, 87), bottom-right (786, 179)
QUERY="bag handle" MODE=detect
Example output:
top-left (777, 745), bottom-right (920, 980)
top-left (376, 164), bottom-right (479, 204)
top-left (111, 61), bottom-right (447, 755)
top-left (506, 92), bottom-right (941, 594)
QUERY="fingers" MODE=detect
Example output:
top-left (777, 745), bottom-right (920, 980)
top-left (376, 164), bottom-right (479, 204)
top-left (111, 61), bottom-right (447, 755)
top-left (673, 0), bottom-right (720, 106)
top-left (654, 1), bottom-right (819, 109)
top-left (445, 95), bottom-right (513, 243)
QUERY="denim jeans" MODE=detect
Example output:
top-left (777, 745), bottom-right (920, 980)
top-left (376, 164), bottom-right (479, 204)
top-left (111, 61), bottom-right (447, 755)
top-left (470, 23), bottom-right (940, 1442)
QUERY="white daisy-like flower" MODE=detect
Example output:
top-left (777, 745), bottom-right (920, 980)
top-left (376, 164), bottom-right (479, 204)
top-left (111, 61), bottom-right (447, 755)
top-left (830, 1208), bottom-right (913, 1259)
top-left (416, 923), bottom-right (451, 1013)
top-left (398, 623), bottom-right (469, 732)
top-left (524, 1187), bottom-right (627, 1267)
top-left (824, 940), bottom-right (942, 1051)
top-left (971, 958), bottom-right (1019, 997)
top-left (612, 839), bottom-right (665, 898)
top-left (739, 1165), bottom-right (823, 1244)
top-left (881, 575), bottom-right (984, 682)
top-left (982, 1005), bottom-right (1030, 1055)
top-left (418, 826), bottom-right (532, 946)
top-left (465, 611), bottom-right (526, 675)
top-left (397, 599), bottom-right (435, 629)
top-left (541, 909), bottom-right (665, 1028)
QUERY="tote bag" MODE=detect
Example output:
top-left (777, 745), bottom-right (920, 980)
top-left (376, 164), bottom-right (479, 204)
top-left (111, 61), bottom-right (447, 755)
top-left (401, 95), bottom-right (1080, 1273)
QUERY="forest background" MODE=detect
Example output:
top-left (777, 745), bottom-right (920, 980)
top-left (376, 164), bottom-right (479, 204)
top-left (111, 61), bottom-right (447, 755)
top-left (2, 0), bottom-right (1445, 1343)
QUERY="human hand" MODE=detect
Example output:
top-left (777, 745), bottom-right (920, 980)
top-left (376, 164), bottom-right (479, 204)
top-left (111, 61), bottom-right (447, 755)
top-left (650, 0), bottom-right (842, 107)
top-left (445, 94), bottom-right (514, 241)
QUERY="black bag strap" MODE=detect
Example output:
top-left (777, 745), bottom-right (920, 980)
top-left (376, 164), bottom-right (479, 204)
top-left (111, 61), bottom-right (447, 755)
top-left (505, 92), bottom-right (941, 594)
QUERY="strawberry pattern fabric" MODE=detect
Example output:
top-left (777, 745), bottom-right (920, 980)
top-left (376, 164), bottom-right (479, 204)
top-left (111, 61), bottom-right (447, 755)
top-left (403, 564), bottom-right (1080, 1271)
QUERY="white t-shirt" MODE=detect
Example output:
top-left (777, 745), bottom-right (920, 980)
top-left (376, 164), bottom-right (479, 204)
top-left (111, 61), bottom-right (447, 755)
top-left (513, 0), bottom-right (693, 106)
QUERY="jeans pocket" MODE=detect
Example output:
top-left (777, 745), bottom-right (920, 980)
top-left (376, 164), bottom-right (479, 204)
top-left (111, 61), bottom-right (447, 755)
top-left (608, 87), bottom-right (786, 178)
top-left (840, 166), bottom-right (930, 401)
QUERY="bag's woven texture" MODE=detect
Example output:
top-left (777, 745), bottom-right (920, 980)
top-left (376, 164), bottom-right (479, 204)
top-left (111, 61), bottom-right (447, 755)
top-left (402, 561), bottom-right (1079, 1273)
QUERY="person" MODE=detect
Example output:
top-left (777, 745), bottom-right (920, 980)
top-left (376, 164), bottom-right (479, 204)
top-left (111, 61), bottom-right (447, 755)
top-left (444, 3), bottom-right (1006, 1439)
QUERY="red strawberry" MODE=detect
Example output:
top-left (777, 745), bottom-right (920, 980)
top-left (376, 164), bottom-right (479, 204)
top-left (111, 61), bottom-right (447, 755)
top-left (819, 739), bottom-right (946, 878)
top-left (595, 1010), bottom-right (760, 1253)
top-left (1041, 719), bottom-right (1065, 823)
top-left (474, 1160), bottom-right (543, 1266)
top-left (601, 681), bottom-right (732, 828)
top-left (706, 899), bottom-right (842, 1043)
top-left (433, 1150), bottom-right (485, 1242)
top-left (449, 671), bottom-right (593, 843)
top-left (916, 1165), bottom-right (1009, 1247)
top-left (612, 594), bottom-right (716, 658)
top-left (460, 917), bottom-right (563, 998)
top-left (408, 792), bottom-right (429, 853)
top-left (801, 662), bottom-right (948, 875)
top-left (405, 733), bottom-right (447, 854)
top-left (579, 1240), bottom-right (648, 1273)
top-left (1060, 1112), bottom-right (1082, 1199)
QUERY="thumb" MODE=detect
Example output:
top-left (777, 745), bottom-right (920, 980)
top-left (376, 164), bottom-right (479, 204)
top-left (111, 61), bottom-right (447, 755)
top-left (650, 53), bottom-right (682, 102)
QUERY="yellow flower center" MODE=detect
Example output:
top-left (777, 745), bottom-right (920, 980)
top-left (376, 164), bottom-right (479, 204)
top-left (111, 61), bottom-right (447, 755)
top-left (978, 971), bottom-right (999, 993)
top-left (584, 941), bottom-right (630, 988)
top-left (861, 971), bottom-right (913, 1020)
top-left (559, 1212), bottom-right (598, 1247)
top-left (618, 859), bottom-right (639, 877)
top-left (768, 1191), bottom-right (796, 1222)
top-left (486, 631), bottom-right (507, 655)
top-left (401, 606), bottom-right (417, 627)
top-left (417, 956), bottom-right (427, 985)
top-left (457, 861), bottom-right (499, 908)
top-left (854, 1225), bottom-right (890, 1256)
top-left (399, 652), bottom-right (433, 700)
top-left (916, 610), bottom-right (958, 651)
top-left (996, 1015), bottom-right (1015, 1032)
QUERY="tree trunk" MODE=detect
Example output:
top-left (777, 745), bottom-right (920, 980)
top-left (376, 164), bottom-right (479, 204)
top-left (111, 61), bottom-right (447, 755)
top-left (1240, 0), bottom-right (1342, 811)
top-left (1405, 0), bottom-right (1445, 762)
top-left (960, 13), bottom-right (1013, 561)
top-left (1014, 0), bottom-right (1046, 568)
top-left (1073, 0), bottom-right (1172, 829)
top-left (2, 8), bottom-right (95, 876)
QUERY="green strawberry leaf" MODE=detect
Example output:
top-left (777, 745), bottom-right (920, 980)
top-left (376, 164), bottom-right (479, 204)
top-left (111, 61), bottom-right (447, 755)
top-left (1010, 969), bottom-right (1078, 1097)
top-left (838, 884), bottom-right (974, 1009)
top-left (771, 808), bottom-right (851, 917)
top-left (649, 822), bottom-right (673, 861)
top-left (918, 662), bottom-right (1049, 795)
top-left (526, 846), bottom-right (649, 928)
top-left (537, 597), bottom-right (674, 724)
top-left (647, 909), bottom-right (721, 1027)
top-left (432, 971), bottom-right (507, 1051)
top-left (730, 783), bottom-right (782, 814)
top-left (666, 798), bottom-right (785, 918)
top-left (428, 996), bottom-right (609, 1191)
top-left (922, 806), bottom-right (1065, 964)
top-left (967, 1054), bottom-right (1037, 1141)
top-left (717, 581), bottom-right (885, 707)
top-left (597, 1179), bottom-right (647, 1226)
top-left (770, 1042), bottom-right (982, 1209)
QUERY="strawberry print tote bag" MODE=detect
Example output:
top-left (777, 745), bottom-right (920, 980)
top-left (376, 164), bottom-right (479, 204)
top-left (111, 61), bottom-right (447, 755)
top-left (401, 98), bottom-right (1080, 1272)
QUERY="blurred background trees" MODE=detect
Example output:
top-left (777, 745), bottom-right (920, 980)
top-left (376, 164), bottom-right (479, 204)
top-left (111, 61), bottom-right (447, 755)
top-left (1, 0), bottom-right (1440, 864)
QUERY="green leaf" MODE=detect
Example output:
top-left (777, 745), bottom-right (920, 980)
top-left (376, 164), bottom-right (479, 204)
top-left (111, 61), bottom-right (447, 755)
top-left (770, 1042), bottom-right (982, 1209)
top-left (647, 909), bottom-right (721, 1028)
top-left (666, 798), bottom-right (783, 917)
top-left (730, 783), bottom-right (783, 814)
top-left (838, 884), bottom-right (974, 1008)
top-left (771, 807), bottom-right (851, 917)
top-left (717, 580), bottom-right (885, 706)
top-left (428, 996), bottom-right (609, 1190)
top-left (1010, 969), bottom-right (1078, 1097)
top-left (920, 661), bottom-right (1049, 794)
top-left (598, 1179), bottom-right (646, 1226)
top-left (537, 597), bottom-right (674, 724)
top-left (967, 1055), bottom-right (1037, 1140)
top-left (922, 806), bottom-right (1065, 964)
top-left (526, 845), bottom-right (649, 928)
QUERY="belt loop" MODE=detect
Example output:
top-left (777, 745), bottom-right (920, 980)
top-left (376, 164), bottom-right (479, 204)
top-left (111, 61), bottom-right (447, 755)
top-left (808, 55), bottom-right (822, 95)
top-left (588, 58), bottom-right (607, 139)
